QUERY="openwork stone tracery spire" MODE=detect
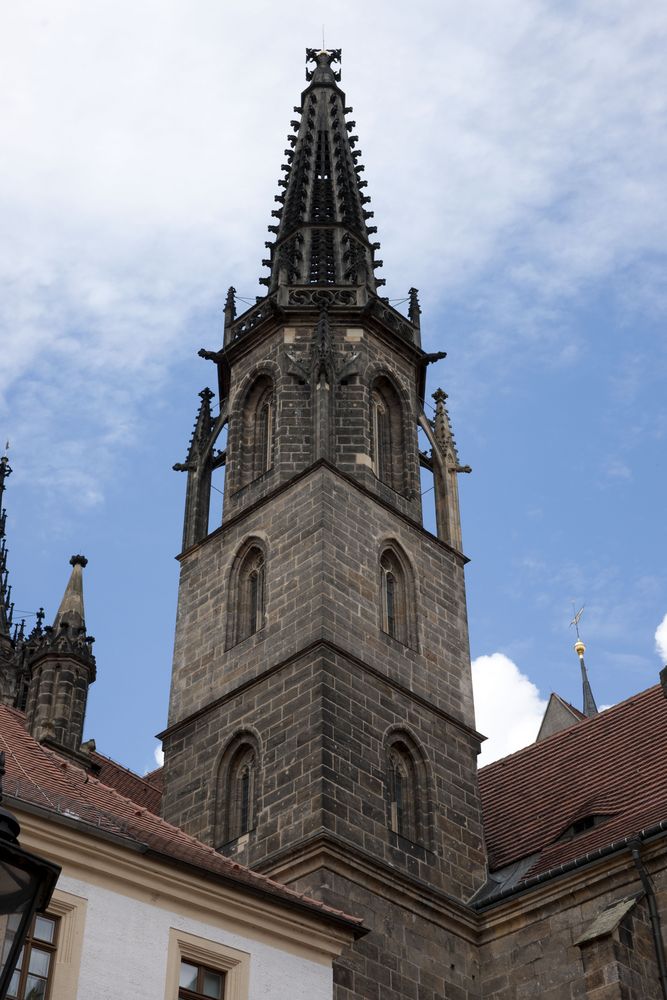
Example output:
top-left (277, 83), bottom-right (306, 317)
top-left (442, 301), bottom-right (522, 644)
top-left (262, 48), bottom-right (383, 296)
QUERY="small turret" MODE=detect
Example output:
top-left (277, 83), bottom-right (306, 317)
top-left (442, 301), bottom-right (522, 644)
top-left (24, 555), bottom-right (96, 758)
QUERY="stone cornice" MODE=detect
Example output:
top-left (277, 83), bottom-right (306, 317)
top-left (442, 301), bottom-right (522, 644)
top-left (253, 830), bottom-right (480, 944)
top-left (177, 458), bottom-right (468, 564)
top-left (158, 637), bottom-right (483, 745)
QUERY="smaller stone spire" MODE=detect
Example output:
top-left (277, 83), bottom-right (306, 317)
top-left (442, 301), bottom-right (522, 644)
top-left (52, 554), bottom-right (88, 632)
top-left (574, 639), bottom-right (598, 718)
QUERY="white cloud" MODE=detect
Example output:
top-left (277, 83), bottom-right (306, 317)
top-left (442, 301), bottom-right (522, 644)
top-left (153, 744), bottom-right (164, 768)
top-left (655, 613), bottom-right (667, 662)
top-left (472, 652), bottom-right (547, 766)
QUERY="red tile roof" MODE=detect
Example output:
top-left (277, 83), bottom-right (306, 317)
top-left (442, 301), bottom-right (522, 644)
top-left (90, 752), bottom-right (162, 815)
top-left (0, 706), bottom-right (362, 931)
top-left (479, 684), bottom-right (667, 881)
top-left (143, 765), bottom-right (164, 791)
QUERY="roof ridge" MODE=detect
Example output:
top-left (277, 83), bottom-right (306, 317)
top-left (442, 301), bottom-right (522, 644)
top-left (91, 751), bottom-right (163, 791)
top-left (481, 683), bottom-right (661, 772)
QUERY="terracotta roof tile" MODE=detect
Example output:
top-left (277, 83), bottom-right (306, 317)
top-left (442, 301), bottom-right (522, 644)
top-left (479, 684), bottom-right (667, 881)
top-left (0, 706), bottom-right (362, 930)
top-left (143, 765), bottom-right (164, 791)
top-left (90, 752), bottom-right (162, 815)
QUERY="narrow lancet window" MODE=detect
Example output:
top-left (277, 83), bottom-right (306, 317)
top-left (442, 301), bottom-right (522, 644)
top-left (255, 395), bottom-right (273, 479)
top-left (239, 551), bottom-right (265, 643)
top-left (380, 548), bottom-right (411, 646)
top-left (215, 736), bottom-right (259, 847)
top-left (385, 571), bottom-right (396, 639)
top-left (370, 377), bottom-right (404, 492)
top-left (238, 375), bottom-right (275, 488)
top-left (228, 541), bottom-right (267, 648)
top-left (385, 734), bottom-right (428, 845)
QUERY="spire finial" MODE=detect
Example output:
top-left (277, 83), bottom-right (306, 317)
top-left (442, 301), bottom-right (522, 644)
top-left (305, 47), bottom-right (342, 84)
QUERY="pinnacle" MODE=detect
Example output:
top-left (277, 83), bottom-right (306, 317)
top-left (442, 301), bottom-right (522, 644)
top-left (52, 555), bottom-right (88, 632)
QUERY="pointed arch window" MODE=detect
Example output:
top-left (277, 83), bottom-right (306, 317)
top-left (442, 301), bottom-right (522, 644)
top-left (380, 546), bottom-right (415, 647)
top-left (370, 376), bottom-right (405, 493)
top-left (385, 733), bottom-right (428, 846)
top-left (239, 375), bottom-right (274, 488)
top-left (229, 745), bottom-right (256, 840)
top-left (238, 548), bottom-right (265, 643)
top-left (227, 540), bottom-right (268, 649)
top-left (215, 735), bottom-right (259, 847)
top-left (256, 395), bottom-right (273, 478)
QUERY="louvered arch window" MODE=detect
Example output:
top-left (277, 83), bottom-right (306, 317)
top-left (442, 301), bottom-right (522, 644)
top-left (215, 734), bottom-right (260, 848)
top-left (385, 733), bottom-right (428, 846)
top-left (379, 545), bottom-right (415, 647)
top-left (370, 376), bottom-right (404, 492)
top-left (228, 542), bottom-right (266, 647)
top-left (239, 374), bottom-right (274, 487)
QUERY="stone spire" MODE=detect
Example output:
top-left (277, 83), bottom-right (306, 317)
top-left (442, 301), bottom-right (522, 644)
top-left (52, 554), bottom-right (87, 631)
top-left (262, 48), bottom-right (383, 294)
top-left (24, 555), bottom-right (96, 757)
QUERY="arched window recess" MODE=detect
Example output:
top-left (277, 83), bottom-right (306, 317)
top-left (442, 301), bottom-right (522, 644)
top-left (237, 374), bottom-right (275, 489)
top-left (370, 375), bottom-right (406, 494)
top-left (379, 543), bottom-right (416, 649)
top-left (227, 540), bottom-right (267, 648)
top-left (214, 733), bottom-right (260, 848)
top-left (385, 732), bottom-right (429, 846)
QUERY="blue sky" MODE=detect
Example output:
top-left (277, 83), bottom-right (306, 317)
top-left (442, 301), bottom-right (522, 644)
top-left (1, 1), bottom-right (665, 771)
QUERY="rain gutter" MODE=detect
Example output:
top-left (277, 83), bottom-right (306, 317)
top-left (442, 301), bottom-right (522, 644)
top-left (473, 818), bottom-right (667, 910)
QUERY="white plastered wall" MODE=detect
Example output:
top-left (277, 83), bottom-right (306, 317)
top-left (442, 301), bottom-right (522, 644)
top-left (57, 873), bottom-right (334, 1000)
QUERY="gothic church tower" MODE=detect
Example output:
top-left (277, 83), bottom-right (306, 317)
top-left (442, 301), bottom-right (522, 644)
top-left (162, 49), bottom-right (486, 999)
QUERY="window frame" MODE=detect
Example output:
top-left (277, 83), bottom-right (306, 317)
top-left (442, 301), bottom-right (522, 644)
top-left (165, 929), bottom-right (249, 1000)
top-left (178, 958), bottom-right (226, 1000)
top-left (6, 911), bottom-right (59, 1000)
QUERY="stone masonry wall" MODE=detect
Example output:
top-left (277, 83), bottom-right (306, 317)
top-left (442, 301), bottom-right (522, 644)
top-left (291, 868), bottom-right (481, 1000)
top-left (167, 466), bottom-right (475, 731)
top-left (219, 316), bottom-right (423, 527)
top-left (162, 641), bottom-right (485, 899)
top-left (477, 858), bottom-right (666, 999)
